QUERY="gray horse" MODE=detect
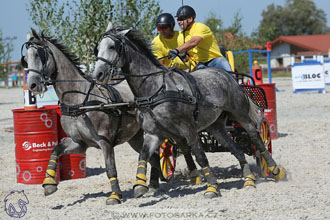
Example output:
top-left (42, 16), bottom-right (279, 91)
top-left (21, 29), bottom-right (162, 205)
top-left (91, 23), bottom-right (287, 199)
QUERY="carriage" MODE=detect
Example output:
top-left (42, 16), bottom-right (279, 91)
top-left (23, 26), bottom-right (285, 203)
top-left (159, 72), bottom-right (272, 181)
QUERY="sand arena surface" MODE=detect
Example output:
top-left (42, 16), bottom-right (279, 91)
top-left (1, 77), bottom-right (330, 219)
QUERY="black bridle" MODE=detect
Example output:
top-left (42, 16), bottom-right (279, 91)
top-left (20, 38), bottom-right (126, 115)
top-left (21, 40), bottom-right (93, 86)
top-left (94, 33), bottom-right (126, 74)
top-left (21, 41), bottom-right (56, 85)
top-left (96, 31), bottom-right (200, 111)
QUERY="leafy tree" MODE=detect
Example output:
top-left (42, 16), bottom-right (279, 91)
top-left (255, 0), bottom-right (330, 44)
top-left (223, 11), bottom-right (243, 36)
top-left (0, 30), bottom-right (15, 64)
top-left (205, 12), bottom-right (256, 72)
top-left (0, 29), bottom-right (15, 80)
top-left (27, 0), bottom-right (161, 72)
top-left (205, 11), bottom-right (223, 35)
top-left (112, 0), bottom-right (162, 40)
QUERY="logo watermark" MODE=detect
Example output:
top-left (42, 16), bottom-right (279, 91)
top-left (4, 190), bottom-right (29, 218)
top-left (107, 209), bottom-right (224, 219)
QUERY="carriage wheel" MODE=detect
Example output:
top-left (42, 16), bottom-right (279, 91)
top-left (255, 119), bottom-right (272, 178)
top-left (159, 139), bottom-right (176, 181)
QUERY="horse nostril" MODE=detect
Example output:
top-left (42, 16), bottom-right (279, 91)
top-left (96, 71), bottom-right (104, 81)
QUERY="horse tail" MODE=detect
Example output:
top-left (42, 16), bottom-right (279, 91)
top-left (247, 97), bottom-right (263, 127)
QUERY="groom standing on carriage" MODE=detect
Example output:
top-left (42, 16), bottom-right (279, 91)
top-left (152, 13), bottom-right (192, 70)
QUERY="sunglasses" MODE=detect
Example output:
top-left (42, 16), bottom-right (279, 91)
top-left (157, 25), bottom-right (170, 31)
top-left (177, 17), bottom-right (188, 21)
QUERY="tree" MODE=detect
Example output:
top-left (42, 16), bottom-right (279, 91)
top-left (112, 0), bottom-right (162, 40)
top-left (27, 0), bottom-right (161, 72)
top-left (205, 11), bottom-right (223, 35)
top-left (0, 30), bottom-right (15, 64)
top-left (256, 0), bottom-right (330, 44)
top-left (0, 29), bottom-right (15, 81)
top-left (205, 12), bottom-right (257, 72)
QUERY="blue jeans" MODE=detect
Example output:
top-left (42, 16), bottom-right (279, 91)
top-left (197, 57), bottom-right (232, 72)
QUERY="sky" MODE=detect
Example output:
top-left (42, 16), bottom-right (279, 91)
top-left (1, 0), bottom-right (330, 62)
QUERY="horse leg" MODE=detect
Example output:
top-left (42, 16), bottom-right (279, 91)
top-left (183, 129), bottom-right (219, 199)
top-left (234, 113), bottom-right (287, 181)
top-left (184, 153), bottom-right (202, 184)
top-left (175, 139), bottom-right (201, 185)
top-left (99, 142), bottom-right (123, 205)
top-left (42, 138), bottom-right (86, 196)
top-left (133, 133), bottom-right (163, 198)
top-left (127, 129), bottom-right (161, 191)
top-left (207, 116), bottom-right (256, 188)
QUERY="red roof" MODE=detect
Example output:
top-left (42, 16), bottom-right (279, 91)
top-left (269, 34), bottom-right (330, 53)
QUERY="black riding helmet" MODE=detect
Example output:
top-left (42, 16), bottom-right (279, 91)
top-left (176, 5), bottom-right (196, 19)
top-left (155, 13), bottom-right (175, 28)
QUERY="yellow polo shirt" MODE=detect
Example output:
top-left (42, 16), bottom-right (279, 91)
top-left (152, 31), bottom-right (190, 70)
top-left (179, 22), bottom-right (222, 63)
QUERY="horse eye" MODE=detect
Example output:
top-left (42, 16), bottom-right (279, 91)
top-left (109, 46), bottom-right (115, 50)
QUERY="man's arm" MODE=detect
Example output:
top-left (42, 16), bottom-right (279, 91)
top-left (177, 36), bottom-right (203, 53)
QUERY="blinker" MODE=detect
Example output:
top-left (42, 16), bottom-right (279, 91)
top-left (37, 47), bottom-right (47, 65)
top-left (21, 56), bottom-right (28, 68)
top-left (94, 45), bottom-right (98, 56)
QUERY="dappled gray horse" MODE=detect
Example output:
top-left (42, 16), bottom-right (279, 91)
top-left (92, 23), bottom-right (286, 199)
top-left (21, 29), bottom-right (162, 205)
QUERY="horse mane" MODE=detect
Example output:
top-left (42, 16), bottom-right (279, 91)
top-left (44, 36), bottom-right (82, 69)
top-left (110, 28), bottom-right (164, 69)
top-left (30, 29), bottom-right (85, 76)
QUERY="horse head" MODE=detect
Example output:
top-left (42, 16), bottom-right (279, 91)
top-left (92, 22), bottom-right (130, 84)
top-left (21, 29), bottom-right (56, 95)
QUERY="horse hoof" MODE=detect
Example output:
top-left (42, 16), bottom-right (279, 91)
top-left (148, 184), bottom-right (159, 193)
top-left (43, 184), bottom-right (58, 196)
top-left (204, 191), bottom-right (218, 199)
top-left (273, 167), bottom-right (287, 182)
top-left (134, 185), bottom-right (148, 198)
top-left (204, 184), bottom-right (218, 199)
top-left (106, 198), bottom-right (121, 205)
top-left (149, 180), bottom-right (159, 190)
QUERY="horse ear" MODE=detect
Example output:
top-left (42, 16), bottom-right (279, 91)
top-left (31, 28), bottom-right (41, 40)
top-left (117, 29), bottom-right (130, 37)
top-left (26, 32), bottom-right (33, 41)
top-left (106, 22), bottom-right (113, 32)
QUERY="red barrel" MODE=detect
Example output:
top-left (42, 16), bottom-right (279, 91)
top-left (48, 105), bottom-right (87, 180)
top-left (13, 107), bottom-right (60, 184)
top-left (258, 83), bottom-right (278, 139)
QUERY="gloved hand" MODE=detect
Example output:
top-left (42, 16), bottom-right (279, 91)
top-left (168, 49), bottom-right (179, 60)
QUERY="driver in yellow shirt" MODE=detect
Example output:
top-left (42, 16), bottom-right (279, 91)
top-left (168, 5), bottom-right (232, 72)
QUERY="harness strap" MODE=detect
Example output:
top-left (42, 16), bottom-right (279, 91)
top-left (60, 100), bottom-right (122, 117)
top-left (129, 90), bottom-right (196, 108)
top-left (173, 68), bottom-right (200, 122)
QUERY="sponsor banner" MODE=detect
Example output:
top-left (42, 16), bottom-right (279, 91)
top-left (291, 61), bottom-right (325, 92)
top-left (21, 140), bottom-right (58, 152)
top-left (324, 60), bottom-right (330, 84)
